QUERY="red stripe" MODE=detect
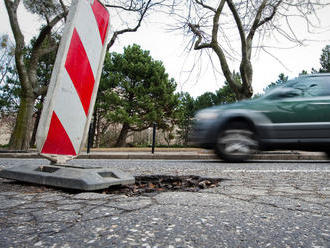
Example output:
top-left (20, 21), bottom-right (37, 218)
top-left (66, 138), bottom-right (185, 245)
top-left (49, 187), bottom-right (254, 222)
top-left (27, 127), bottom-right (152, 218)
top-left (65, 29), bottom-right (95, 115)
top-left (41, 112), bottom-right (76, 156)
top-left (91, 0), bottom-right (109, 44)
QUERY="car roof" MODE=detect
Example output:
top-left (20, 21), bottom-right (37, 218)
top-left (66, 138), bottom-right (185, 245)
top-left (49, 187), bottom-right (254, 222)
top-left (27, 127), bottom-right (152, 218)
top-left (297, 73), bottom-right (330, 78)
top-left (284, 73), bottom-right (330, 88)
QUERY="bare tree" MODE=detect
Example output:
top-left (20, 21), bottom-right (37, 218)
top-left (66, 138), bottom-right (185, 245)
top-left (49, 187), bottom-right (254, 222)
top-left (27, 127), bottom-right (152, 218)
top-left (104, 0), bottom-right (171, 50)
top-left (172, 0), bottom-right (328, 100)
top-left (4, 0), bottom-right (68, 150)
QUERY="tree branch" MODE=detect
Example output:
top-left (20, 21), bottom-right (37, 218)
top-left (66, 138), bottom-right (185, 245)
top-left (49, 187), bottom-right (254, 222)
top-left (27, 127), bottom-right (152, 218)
top-left (195, 0), bottom-right (216, 12)
top-left (226, 0), bottom-right (247, 58)
top-left (206, 0), bottom-right (240, 96)
top-left (4, 0), bottom-right (24, 52)
top-left (107, 0), bottom-right (152, 50)
top-left (30, 10), bottom-right (67, 65)
top-left (37, 45), bottom-right (58, 58)
top-left (187, 23), bottom-right (212, 50)
top-left (59, 0), bottom-right (68, 22)
top-left (211, 0), bottom-right (226, 45)
top-left (29, 10), bottom-right (67, 89)
top-left (105, 3), bottom-right (144, 12)
top-left (4, 0), bottom-right (30, 91)
top-left (257, 1), bottom-right (282, 28)
top-left (247, 0), bottom-right (282, 43)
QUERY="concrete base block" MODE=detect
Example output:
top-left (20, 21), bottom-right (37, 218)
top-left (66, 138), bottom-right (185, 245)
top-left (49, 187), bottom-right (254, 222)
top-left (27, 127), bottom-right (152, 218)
top-left (0, 164), bottom-right (135, 191)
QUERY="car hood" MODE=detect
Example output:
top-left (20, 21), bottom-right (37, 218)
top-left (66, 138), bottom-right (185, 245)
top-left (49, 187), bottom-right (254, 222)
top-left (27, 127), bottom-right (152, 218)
top-left (208, 98), bottom-right (260, 112)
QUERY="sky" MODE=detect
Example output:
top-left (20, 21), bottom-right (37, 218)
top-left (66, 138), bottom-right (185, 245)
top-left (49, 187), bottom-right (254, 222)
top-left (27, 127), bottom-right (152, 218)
top-left (1, 1), bottom-right (330, 98)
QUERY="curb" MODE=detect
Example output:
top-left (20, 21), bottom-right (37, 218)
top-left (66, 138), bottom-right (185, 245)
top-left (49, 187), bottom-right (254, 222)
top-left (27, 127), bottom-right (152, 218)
top-left (0, 152), bottom-right (328, 160)
top-left (78, 153), bottom-right (217, 160)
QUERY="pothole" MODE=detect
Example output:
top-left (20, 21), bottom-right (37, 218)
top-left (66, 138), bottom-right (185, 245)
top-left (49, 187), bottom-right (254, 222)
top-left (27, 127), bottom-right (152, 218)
top-left (1, 175), bottom-right (224, 195)
top-left (103, 175), bottom-right (223, 196)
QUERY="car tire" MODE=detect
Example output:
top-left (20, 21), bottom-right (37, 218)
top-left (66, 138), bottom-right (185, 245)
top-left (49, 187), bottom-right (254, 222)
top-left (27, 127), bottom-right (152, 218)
top-left (215, 121), bottom-right (258, 162)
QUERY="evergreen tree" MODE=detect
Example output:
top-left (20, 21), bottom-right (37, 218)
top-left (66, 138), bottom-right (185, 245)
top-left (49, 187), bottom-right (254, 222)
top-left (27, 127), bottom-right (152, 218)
top-left (319, 45), bottom-right (330, 73)
top-left (194, 92), bottom-right (218, 111)
top-left (176, 92), bottom-right (195, 145)
top-left (194, 74), bottom-right (237, 111)
top-left (97, 44), bottom-right (179, 147)
top-left (264, 73), bottom-right (289, 93)
top-left (214, 81), bottom-right (237, 105)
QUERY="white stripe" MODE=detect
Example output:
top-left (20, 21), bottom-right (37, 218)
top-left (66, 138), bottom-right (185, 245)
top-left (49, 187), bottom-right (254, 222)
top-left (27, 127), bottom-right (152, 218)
top-left (53, 70), bottom-right (87, 154)
top-left (74, 0), bottom-right (103, 77)
top-left (221, 170), bottom-right (330, 173)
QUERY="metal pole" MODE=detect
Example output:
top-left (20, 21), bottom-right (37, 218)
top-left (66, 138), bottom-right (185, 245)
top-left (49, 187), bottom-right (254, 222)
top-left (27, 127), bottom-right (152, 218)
top-left (152, 123), bottom-right (157, 154)
top-left (87, 122), bottom-right (93, 154)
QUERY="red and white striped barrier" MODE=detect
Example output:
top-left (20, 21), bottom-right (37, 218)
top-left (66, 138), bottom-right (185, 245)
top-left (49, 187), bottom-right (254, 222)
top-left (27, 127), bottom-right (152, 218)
top-left (36, 0), bottom-right (110, 163)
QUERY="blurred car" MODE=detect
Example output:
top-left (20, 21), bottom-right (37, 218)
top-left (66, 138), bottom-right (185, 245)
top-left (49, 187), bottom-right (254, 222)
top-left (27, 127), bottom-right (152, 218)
top-left (190, 73), bottom-right (330, 162)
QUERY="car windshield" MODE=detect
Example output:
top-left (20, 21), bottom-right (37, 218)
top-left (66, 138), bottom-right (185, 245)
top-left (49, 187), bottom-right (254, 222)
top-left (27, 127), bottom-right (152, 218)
top-left (262, 81), bottom-right (297, 99)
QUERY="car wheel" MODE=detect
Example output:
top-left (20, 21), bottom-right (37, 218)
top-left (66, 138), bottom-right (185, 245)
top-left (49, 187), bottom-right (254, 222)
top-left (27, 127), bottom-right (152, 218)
top-left (215, 122), bottom-right (258, 162)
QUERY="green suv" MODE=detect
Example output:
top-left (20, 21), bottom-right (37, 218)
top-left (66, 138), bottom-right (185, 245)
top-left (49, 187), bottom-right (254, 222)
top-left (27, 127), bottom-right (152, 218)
top-left (190, 73), bottom-right (330, 162)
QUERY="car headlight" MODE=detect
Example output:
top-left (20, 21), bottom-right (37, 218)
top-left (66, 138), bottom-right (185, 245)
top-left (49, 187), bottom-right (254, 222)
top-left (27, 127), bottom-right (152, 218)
top-left (195, 109), bottom-right (219, 121)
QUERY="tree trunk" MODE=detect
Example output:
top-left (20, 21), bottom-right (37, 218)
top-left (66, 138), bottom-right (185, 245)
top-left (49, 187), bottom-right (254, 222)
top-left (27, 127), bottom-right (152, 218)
top-left (29, 103), bottom-right (42, 148)
top-left (9, 95), bottom-right (35, 150)
top-left (5, 0), bottom-right (67, 151)
top-left (29, 113), bottom-right (38, 148)
top-left (239, 57), bottom-right (253, 99)
top-left (115, 123), bottom-right (130, 147)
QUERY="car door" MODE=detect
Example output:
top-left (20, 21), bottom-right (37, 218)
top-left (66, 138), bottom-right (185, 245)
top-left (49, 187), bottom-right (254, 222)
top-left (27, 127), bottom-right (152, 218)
top-left (261, 78), bottom-right (330, 140)
top-left (302, 79), bottom-right (330, 139)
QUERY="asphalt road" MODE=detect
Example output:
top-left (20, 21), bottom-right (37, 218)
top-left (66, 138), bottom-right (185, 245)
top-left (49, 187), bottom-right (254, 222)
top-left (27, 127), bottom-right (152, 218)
top-left (0, 159), bottom-right (329, 248)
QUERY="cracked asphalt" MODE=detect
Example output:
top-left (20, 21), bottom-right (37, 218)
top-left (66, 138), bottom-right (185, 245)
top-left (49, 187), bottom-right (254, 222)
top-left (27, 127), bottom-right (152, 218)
top-left (0, 158), bottom-right (329, 248)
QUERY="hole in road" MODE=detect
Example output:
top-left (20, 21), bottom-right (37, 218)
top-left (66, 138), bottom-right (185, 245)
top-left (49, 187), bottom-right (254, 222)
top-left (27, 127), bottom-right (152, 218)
top-left (103, 175), bottom-right (223, 196)
top-left (2, 175), bottom-right (225, 195)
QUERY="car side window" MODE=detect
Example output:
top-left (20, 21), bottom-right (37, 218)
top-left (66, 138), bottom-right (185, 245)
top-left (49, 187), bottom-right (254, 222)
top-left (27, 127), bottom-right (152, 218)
top-left (304, 80), bottom-right (330, 97)
top-left (317, 81), bottom-right (330, 96)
